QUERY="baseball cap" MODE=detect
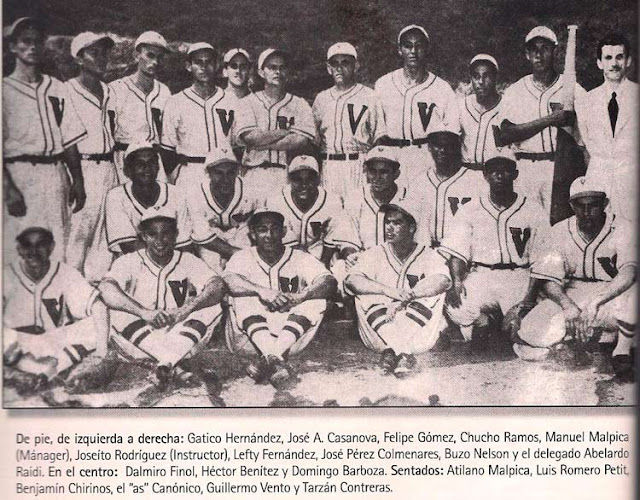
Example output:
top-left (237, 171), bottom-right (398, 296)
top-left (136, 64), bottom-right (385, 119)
top-left (427, 130), bottom-right (461, 144)
top-left (248, 209), bottom-right (285, 227)
top-left (71, 32), bottom-right (114, 58)
top-left (187, 42), bottom-right (215, 56)
top-left (139, 206), bottom-right (177, 225)
top-left (327, 42), bottom-right (357, 60)
top-left (525, 26), bottom-right (558, 46)
top-left (484, 150), bottom-right (517, 170)
top-left (469, 53), bottom-right (499, 72)
top-left (204, 148), bottom-right (239, 170)
top-left (364, 146), bottom-right (400, 168)
top-left (380, 200), bottom-right (417, 225)
top-left (124, 142), bottom-right (156, 161)
top-left (288, 155), bottom-right (319, 175)
top-left (223, 48), bottom-right (251, 64)
top-left (135, 31), bottom-right (169, 51)
top-left (258, 48), bottom-right (286, 69)
top-left (4, 17), bottom-right (43, 40)
top-left (569, 176), bottom-right (607, 201)
top-left (397, 24), bottom-right (430, 45)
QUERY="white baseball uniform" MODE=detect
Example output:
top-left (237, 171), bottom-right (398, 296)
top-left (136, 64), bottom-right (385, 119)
top-left (3, 74), bottom-right (87, 263)
top-left (374, 69), bottom-right (460, 186)
top-left (186, 176), bottom-right (259, 270)
top-left (517, 214), bottom-right (637, 352)
top-left (224, 247), bottom-right (330, 358)
top-left (105, 250), bottom-right (222, 366)
top-left (458, 93), bottom-right (503, 167)
top-left (499, 74), bottom-right (586, 208)
top-left (105, 181), bottom-right (191, 253)
top-left (65, 77), bottom-right (118, 282)
top-left (3, 261), bottom-right (100, 376)
top-left (108, 75), bottom-right (171, 182)
top-left (439, 193), bottom-right (549, 329)
top-left (312, 84), bottom-right (385, 202)
top-left (233, 91), bottom-right (316, 201)
top-left (348, 243), bottom-right (449, 354)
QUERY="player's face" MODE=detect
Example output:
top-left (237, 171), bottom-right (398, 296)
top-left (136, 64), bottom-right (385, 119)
top-left (428, 137), bottom-right (460, 168)
top-left (188, 49), bottom-right (216, 84)
top-left (226, 54), bottom-right (250, 87)
top-left (208, 162), bottom-right (239, 194)
top-left (470, 62), bottom-right (497, 98)
top-left (327, 55), bottom-right (357, 86)
top-left (136, 44), bottom-right (166, 78)
top-left (129, 150), bottom-right (159, 185)
top-left (141, 220), bottom-right (178, 262)
top-left (260, 55), bottom-right (287, 87)
top-left (366, 161), bottom-right (399, 194)
top-left (10, 27), bottom-right (45, 66)
top-left (483, 164), bottom-right (518, 191)
top-left (570, 196), bottom-right (607, 227)
top-left (525, 39), bottom-right (555, 73)
top-left (17, 231), bottom-right (54, 276)
top-left (78, 41), bottom-right (111, 79)
top-left (250, 218), bottom-right (285, 253)
top-left (384, 211), bottom-right (415, 244)
top-left (597, 45), bottom-right (631, 83)
top-left (398, 32), bottom-right (428, 69)
top-left (289, 169), bottom-right (319, 201)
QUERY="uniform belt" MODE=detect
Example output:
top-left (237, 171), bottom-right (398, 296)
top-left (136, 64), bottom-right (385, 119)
top-left (568, 276), bottom-right (602, 283)
top-left (82, 152), bottom-right (114, 162)
top-left (250, 162), bottom-right (287, 169)
top-left (515, 152), bottom-right (555, 161)
top-left (178, 154), bottom-right (206, 163)
top-left (4, 153), bottom-right (65, 164)
top-left (462, 162), bottom-right (483, 171)
top-left (474, 262), bottom-right (530, 270)
top-left (386, 137), bottom-right (430, 147)
top-left (320, 153), bottom-right (360, 161)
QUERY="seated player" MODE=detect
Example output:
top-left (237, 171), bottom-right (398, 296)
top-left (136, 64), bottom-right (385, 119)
top-left (3, 227), bottom-right (110, 390)
top-left (223, 210), bottom-right (337, 386)
top-left (99, 209), bottom-right (226, 385)
top-left (439, 152), bottom-right (549, 346)
top-left (187, 148), bottom-right (259, 271)
top-left (105, 142), bottom-right (190, 255)
top-left (345, 202), bottom-right (451, 377)
top-left (511, 177), bottom-right (636, 382)
top-left (265, 155), bottom-right (358, 269)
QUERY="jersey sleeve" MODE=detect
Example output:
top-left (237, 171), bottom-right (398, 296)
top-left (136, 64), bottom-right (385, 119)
top-left (497, 83), bottom-right (519, 126)
top-left (184, 254), bottom-right (218, 292)
top-left (422, 250), bottom-right (450, 280)
top-left (103, 253), bottom-right (135, 289)
top-left (61, 265), bottom-right (100, 319)
top-left (440, 83), bottom-right (461, 134)
top-left (324, 203), bottom-right (359, 251)
top-left (59, 84), bottom-right (88, 148)
top-left (224, 249), bottom-right (251, 277)
top-left (438, 204), bottom-right (473, 263)
top-left (232, 98), bottom-right (258, 144)
top-left (105, 188), bottom-right (138, 252)
top-left (173, 190), bottom-right (193, 248)
top-left (347, 247), bottom-right (380, 281)
top-left (160, 96), bottom-right (179, 151)
top-left (530, 249), bottom-right (566, 285)
top-left (289, 98), bottom-right (317, 142)
top-left (298, 251), bottom-right (332, 286)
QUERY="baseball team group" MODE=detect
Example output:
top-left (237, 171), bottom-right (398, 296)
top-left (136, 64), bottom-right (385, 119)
top-left (2, 15), bottom-right (637, 399)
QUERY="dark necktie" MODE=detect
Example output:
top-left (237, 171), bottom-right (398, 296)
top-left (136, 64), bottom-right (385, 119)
top-left (608, 92), bottom-right (618, 136)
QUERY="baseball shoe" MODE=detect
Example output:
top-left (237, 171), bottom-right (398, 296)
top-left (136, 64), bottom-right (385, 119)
top-left (393, 353), bottom-right (417, 378)
top-left (268, 356), bottom-right (295, 389)
top-left (611, 354), bottom-right (634, 383)
top-left (379, 348), bottom-right (398, 373)
top-left (4, 367), bottom-right (49, 396)
top-left (245, 357), bottom-right (273, 384)
top-left (155, 364), bottom-right (173, 390)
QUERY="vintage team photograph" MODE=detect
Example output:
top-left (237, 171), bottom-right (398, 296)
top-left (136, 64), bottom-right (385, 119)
top-left (2, 0), bottom-right (637, 408)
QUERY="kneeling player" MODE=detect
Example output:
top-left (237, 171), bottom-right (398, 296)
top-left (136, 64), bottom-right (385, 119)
top-left (99, 209), bottom-right (225, 384)
top-left (345, 202), bottom-right (450, 377)
top-left (223, 210), bottom-right (337, 386)
top-left (3, 227), bottom-right (110, 390)
top-left (512, 178), bottom-right (636, 381)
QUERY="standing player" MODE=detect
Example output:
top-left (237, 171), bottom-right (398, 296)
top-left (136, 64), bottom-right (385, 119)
top-left (66, 32), bottom-right (118, 283)
top-left (222, 48), bottom-right (252, 160)
top-left (223, 210), bottom-right (337, 386)
top-left (99, 209), bottom-right (226, 384)
top-left (374, 24), bottom-right (460, 186)
top-left (439, 152), bottom-right (549, 345)
top-left (345, 202), bottom-right (451, 377)
top-left (187, 148), bottom-right (259, 271)
top-left (576, 33), bottom-right (638, 223)
top-left (499, 26), bottom-right (586, 210)
top-left (3, 17), bottom-right (87, 263)
top-left (458, 54), bottom-right (503, 169)
top-left (312, 43), bottom-right (385, 203)
top-left (108, 31), bottom-right (171, 183)
top-left (105, 143), bottom-right (190, 255)
top-left (233, 49), bottom-right (316, 202)
top-left (161, 43), bottom-right (237, 187)
top-left (512, 178), bottom-right (636, 382)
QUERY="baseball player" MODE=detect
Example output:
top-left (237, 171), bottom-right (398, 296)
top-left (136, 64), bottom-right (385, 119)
top-left (374, 24), bottom-right (460, 187)
top-left (576, 33), bottom-right (638, 223)
top-left (161, 42), bottom-right (238, 187)
top-left (108, 31), bottom-right (171, 183)
top-left (223, 210), bottom-right (337, 386)
top-left (510, 177), bottom-right (636, 382)
top-left (65, 32), bottom-right (118, 283)
top-left (3, 18), bottom-right (87, 264)
top-left (265, 155), bottom-right (358, 268)
top-left (312, 42), bottom-right (385, 203)
top-left (99, 209), bottom-right (226, 385)
top-left (105, 143), bottom-right (190, 255)
top-left (222, 48), bottom-right (252, 160)
top-left (186, 148), bottom-right (259, 271)
top-left (415, 130), bottom-right (484, 247)
top-left (499, 26), bottom-right (586, 210)
top-left (345, 201), bottom-right (451, 377)
top-left (439, 152), bottom-right (549, 345)
top-left (233, 49), bottom-right (316, 203)
top-left (3, 227), bottom-right (110, 387)
top-left (459, 54), bottom-right (503, 169)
